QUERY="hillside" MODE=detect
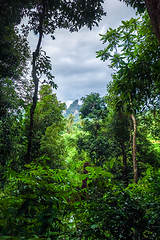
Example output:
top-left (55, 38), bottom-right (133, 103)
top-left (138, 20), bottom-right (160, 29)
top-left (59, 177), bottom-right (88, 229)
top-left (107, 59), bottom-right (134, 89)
top-left (63, 99), bottom-right (81, 121)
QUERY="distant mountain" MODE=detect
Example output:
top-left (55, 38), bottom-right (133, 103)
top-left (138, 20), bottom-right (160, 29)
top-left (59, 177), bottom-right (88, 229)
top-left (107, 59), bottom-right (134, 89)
top-left (63, 99), bottom-right (81, 121)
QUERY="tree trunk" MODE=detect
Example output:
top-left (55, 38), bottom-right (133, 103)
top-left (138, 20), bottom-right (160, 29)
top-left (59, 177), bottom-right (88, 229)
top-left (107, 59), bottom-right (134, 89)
top-left (81, 162), bottom-right (89, 200)
top-left (25, 13), bottom-right (44, 164)
top-left (131, 113), bottom-right (138, 184)
top-left (121, 140), bottom-right (128, 187)
top-left (134, 230), bottom-right (138, 240)
top-left (145, 0), bottom-right (160, 44)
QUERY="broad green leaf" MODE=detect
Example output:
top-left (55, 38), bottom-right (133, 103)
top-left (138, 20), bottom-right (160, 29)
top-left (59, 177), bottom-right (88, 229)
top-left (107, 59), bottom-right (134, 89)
top-left (79, 174), bottom-right (88, 181)
top-left (146, 168), bottom-right (151, 175)
top-left (103, 172), bottom-right (113, 178)
top-left (95, 166), bottom-right (102, 174)
top-left (85, 166), bottom-right (94, 172)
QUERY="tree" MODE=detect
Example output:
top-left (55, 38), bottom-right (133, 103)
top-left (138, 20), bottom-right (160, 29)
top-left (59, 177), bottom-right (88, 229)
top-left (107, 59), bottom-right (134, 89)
top-left (97, 12), bottom-right (160, 110)
top-left (119, 0), bottom-right (146, 12)
top-left (144, 0), bottom-right (160, 44)
top-left (0, 78), bottom-right (26, 185)
top-left (97, 12), bottom-right (160, 183)
top-left (0, 1), bottom-right (30, 175)
top-left (131, 112), bottom-right (137, 183)
top-left (24, 84), bottom-right (65, 167)
top-left (20, 0), bottom-right (106, 163)
top-left (80, 92), bottom-right (107, 121)
top-left (119, 0), bottom-right (160, 44)
top-left (0, 0), bottom-right (30, 80)
top-left (66, 113), bottom-right (75, 133)
top-left (105, 92), bottom-right (130, 186)
top-left (78, 92), bottom-right (108, 166)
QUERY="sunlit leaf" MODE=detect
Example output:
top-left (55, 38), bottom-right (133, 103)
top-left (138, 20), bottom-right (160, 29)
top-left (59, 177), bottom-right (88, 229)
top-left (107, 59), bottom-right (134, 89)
top-left (79, 174), bottom-right (88, 181)
top-left (85, 166), bottom-right (94, 172)
top-left (110, 159), bottom-right (114, 169)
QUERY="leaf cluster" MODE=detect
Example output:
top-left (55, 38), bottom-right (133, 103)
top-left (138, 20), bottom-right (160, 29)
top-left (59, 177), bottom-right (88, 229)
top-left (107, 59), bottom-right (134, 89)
top-left (118, 0), bottom-right (146, 13)
top-left (97, 12), bottom-right (160, 112)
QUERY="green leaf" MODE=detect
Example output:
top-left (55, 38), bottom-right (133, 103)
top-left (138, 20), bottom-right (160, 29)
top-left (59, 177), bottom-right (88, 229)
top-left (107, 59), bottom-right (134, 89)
top-left (79, 174), bottom-right (88, 181)
top-left (103, 172), bottom-right (113, 178)
top-left (110, 159), bottom-right (114, 169)
top-left (146, 168), bottom-right (151, 175)
top-left (95, 166), bottom-right (102, 174)
top-left (62, 196), bottom-right (68, 204)
top-left (28, 194), bottom-right (37, 198)
top-left (85, 166), bottom-right (94, 172)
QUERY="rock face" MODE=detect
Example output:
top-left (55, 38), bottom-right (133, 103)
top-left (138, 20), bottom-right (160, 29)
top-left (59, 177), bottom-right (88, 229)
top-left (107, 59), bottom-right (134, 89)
top-left (63, 99), bottom-right (81, 121)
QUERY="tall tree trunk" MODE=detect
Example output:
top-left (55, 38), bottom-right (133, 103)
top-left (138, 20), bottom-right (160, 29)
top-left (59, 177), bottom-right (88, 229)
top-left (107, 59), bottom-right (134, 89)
top-left (134, 230), bottom-right (138, 240)
top-left (145, 0), bottom-right (160, 44)
top-left (81, 162), bottom-right (89, 200)
top-left (25, 13), bottom-right (44, 164)
top-left (121, 140), bottom-right (128, 187)
top-left (131, 113), bottom-right (138, 184)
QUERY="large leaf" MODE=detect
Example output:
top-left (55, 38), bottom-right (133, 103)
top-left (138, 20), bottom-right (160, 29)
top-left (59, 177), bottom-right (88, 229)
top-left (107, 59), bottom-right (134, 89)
top-left (85, 166), bottom-right (94, 172)
top-left (79, 174), bottom-right (88, 181)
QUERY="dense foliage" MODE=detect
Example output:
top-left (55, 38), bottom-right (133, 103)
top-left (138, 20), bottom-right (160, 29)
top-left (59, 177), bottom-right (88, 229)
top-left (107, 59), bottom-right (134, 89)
top-left (1, 1), bottom-right (160, 239)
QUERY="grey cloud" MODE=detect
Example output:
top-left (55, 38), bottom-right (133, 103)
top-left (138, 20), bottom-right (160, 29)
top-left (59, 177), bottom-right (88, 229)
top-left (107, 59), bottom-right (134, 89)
top-left (27, 0), bottom-right (137, 104)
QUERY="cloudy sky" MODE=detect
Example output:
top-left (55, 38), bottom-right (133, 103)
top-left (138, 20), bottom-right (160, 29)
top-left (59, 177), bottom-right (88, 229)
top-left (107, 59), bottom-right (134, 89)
top-left (28, 0), bottom-right (137, 107)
